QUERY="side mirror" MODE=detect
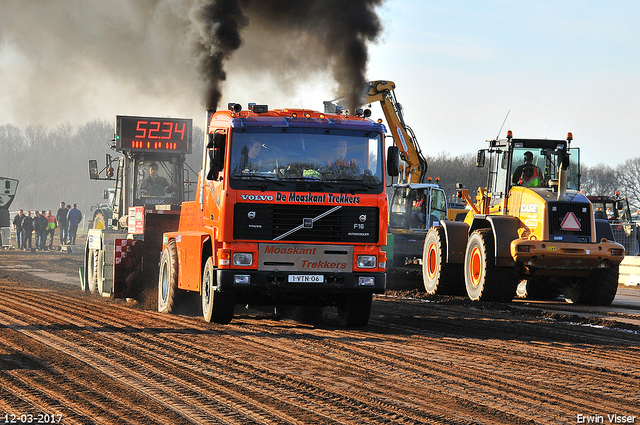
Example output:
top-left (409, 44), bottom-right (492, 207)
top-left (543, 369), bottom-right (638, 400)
top-left (476, 150), bottom-right (485, 167)
top-left (387, 146), bottom-right (400, 177)
top-left (89, 160), bottom-right (99, 179)
top-left (208, 132), bottom-right (226, 180)
top-left (561, 156), bottom-right (570, 170)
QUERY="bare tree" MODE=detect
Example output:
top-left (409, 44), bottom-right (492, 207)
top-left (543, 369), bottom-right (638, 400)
top-left (618, 158), bottom-right (640, 210)
top-left (580, 163), bottom-right (619, 197)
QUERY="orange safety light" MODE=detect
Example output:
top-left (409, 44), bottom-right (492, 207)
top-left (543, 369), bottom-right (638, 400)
top-left (291, 112), bottom-right (298, 118)
top-left (427, 177), bottom-right (432, 182)
top-left (506, 130), bottom-right (513, 139)
top-left (567, 132), bottom-right (573, 141)
top-left (305, 113), bottom-right (311, 118)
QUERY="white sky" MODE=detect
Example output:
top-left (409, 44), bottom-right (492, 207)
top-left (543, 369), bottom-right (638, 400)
top-left (1, 0), bottom-right (638, 167)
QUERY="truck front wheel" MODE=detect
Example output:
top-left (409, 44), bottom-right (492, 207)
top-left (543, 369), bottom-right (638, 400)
top-left (338, 293), bottom-right (373, 327)
top-left (158, 240), bottom-right (179, 313)
top-left (202, 257), bottom-right (235, 324)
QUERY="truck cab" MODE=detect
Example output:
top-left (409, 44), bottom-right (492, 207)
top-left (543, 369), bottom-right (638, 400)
top-left (159, 104), bottom-right (394, 326)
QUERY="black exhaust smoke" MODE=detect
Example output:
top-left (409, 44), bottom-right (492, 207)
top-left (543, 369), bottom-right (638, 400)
top-left (193, 0), bottom-right (384, 111)
top-left (192, 0), bottom-right (249, 111)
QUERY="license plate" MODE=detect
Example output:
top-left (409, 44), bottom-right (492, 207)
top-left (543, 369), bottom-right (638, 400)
top-left (288, 275), bottom-right (324, 283)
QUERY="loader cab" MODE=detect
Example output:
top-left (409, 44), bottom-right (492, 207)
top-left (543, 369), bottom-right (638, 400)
top-left (389, 183), bottom-right (447, 232)
top-left (479, 136), bottom-right (581, 206)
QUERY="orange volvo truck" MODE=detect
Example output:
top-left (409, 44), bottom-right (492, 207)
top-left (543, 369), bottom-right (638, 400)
top-left (158, 104), bottom-right (396, 326)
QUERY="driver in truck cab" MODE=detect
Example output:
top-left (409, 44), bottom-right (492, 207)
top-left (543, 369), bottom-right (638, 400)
top-left (512, 151), bottom-right (543, 187)
top-left (327, 139), bottom-right (356, 168)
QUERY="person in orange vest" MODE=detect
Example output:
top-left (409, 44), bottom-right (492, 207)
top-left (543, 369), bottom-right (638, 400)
top-left (410, 191), bottom-right (426, 228)
top-left (512, 151), bottom-right (543, 187)
top-left (45, 210), bottom-right (56, 251)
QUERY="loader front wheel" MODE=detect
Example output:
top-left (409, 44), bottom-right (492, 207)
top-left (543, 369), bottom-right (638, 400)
top-left (423, 226), bottom-right (464, 295)
top-left (464, 229), bottom-right (516, 302)
top-left (158, 239), bottom-right (179, 313)
top-left (202, 257), bottom-right (235, 324)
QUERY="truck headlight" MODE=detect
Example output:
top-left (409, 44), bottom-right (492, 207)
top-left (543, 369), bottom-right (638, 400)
top-left (357, 255), bottom-right (376, 269)
top-left (233, 252), bottom-right (253, 266)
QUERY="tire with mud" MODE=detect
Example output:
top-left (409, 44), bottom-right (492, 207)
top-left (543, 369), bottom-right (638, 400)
top-left (82, 245), bottom-right (95, 293)
top-left (562, 265), bottom-right (619, 306)
top-left (158, 239), bottom-right (179, 313)
top-left (464, 229), bottom-right (517, 302)
top-left (338, 293), bottom-right (373, 327)
top-left (94, 249), bottom-right (105, 295)
top-left (422, 226), bottom-right (464, 295)
top-left (202, 257), bottom-right (235, 324)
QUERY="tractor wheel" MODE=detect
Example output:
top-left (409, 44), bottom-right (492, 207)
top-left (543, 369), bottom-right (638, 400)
top-left (338, 293), bottom-right (373, 327)
top-left (202, 257), bottom-right (235, 324)
top-left (563, 265), bottom-right (619, 306)
top-left (87, 248), bottom-right (99, 294)
top-left (94, 249), bottom-right (105, 295)
top-left (422, 226), bottom-right (464, 295)
top-left (82, 245), bottom-right (93, 293)
top-left (158, 239), bottom-right (179, 313)
top-left (464, 229), bottom-right (517, 302)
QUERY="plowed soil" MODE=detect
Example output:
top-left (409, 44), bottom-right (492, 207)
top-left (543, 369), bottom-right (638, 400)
top-left (1, 249), bottom-right (639, 424)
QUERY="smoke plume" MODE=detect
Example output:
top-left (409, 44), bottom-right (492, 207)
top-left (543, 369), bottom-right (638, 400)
top-left (0, 0), bottom-right (385, 124)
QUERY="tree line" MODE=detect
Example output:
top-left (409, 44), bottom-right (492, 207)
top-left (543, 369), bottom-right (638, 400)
top-left (1, 121), bottom-right (638, 221)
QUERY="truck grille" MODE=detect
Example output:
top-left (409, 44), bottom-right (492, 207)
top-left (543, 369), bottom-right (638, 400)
top-left (548, 201), bottom-right (591, 241)
top-left (234, 203), bottom-right (379, 243)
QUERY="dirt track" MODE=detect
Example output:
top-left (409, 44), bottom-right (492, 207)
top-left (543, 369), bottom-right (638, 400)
top-left (1, 250), bottom-right (639, 424)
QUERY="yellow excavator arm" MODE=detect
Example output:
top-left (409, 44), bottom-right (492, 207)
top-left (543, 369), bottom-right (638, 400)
top-left (364, 80), bottom-right (426, 184)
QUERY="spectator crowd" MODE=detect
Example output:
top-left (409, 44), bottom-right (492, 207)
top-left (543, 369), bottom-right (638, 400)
top-left (12, 202), bottom-right (82, 251)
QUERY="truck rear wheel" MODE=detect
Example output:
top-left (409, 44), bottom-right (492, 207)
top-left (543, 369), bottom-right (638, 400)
top-left (158, 240), bottom-right (179, 313)
top-left (338, 293), bottom-right (373, 327)
top-left (202, 257), bottom-right (235, 324)
top-left (464, 229), bottom-right (516, 302)
top-left (562, 265), bottom-right (619, 306)
top-left (422, 226), bottom-right (464, 295)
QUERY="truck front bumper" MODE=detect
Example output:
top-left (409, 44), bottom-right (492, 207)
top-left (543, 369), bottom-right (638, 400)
top-left (510, 238), bottom-right (625, 276)
top-left (216, 270), bottom-right (386, 306)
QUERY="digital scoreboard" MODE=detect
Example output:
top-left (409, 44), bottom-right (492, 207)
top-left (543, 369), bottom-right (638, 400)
top-left (116, 116), bottom-right (192, 153)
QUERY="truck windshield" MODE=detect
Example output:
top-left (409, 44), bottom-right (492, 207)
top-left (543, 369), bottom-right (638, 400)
top-left (229, 128), bottom-right (384, 186)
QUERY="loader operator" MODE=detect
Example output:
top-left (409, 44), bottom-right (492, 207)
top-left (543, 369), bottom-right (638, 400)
top-left (512, 151), bottom-right (543, 187)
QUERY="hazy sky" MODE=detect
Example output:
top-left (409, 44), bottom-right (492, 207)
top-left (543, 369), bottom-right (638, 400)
top-left (0, 0), bottom-right (637, 167)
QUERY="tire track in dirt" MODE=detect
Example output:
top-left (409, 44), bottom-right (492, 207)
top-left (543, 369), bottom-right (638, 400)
top-left (1, 272), bottom-right (640, 424)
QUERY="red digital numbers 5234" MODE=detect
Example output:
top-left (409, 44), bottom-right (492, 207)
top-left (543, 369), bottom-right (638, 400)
top-left (134, 120), bottom-right (186, 140)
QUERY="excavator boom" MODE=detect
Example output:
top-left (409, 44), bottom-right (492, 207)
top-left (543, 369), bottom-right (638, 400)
top-left (364, 80), bottom-right (426, 184)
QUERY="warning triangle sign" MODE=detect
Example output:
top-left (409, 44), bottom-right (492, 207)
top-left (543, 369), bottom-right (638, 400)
top-left (561, 212), bottom-right (581, 231)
